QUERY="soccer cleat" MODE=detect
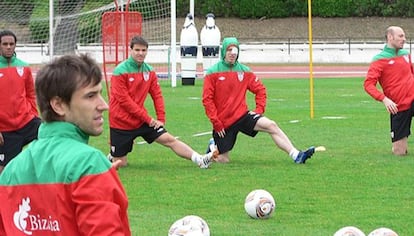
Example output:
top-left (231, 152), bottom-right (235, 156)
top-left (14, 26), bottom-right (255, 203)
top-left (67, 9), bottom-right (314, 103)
top-left (198, 150), bottom-right (219, 169)
top-left (206, 138), bottom-right (216, 153)
top-left (198, 153), bottom-right (213, 169)
top-left (294, 146), bottom-right (315, 164)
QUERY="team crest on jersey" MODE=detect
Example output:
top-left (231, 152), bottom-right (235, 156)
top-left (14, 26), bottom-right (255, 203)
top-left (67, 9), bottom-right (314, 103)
top-left (16, 67), bottom-right (24, 77)
top-left (143, 72), bottom-right (149, 81)
top-left (403, 55), bottom-right (410, 63)
top-left (237, 72), bottom-right (244, 82)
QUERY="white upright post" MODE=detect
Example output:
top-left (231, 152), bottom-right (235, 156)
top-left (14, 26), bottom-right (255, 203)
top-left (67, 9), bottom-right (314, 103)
top-left (190, 0), bottom-right (194, 20)
top-left (171, 0), bottom-right (177, 87)
top-left (49, 0), bottom-right (54, 60)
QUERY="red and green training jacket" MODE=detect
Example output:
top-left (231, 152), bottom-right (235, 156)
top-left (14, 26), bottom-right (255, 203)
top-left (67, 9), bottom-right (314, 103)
top-left (364, 45), bottom-right (414, 112)
top-left (0, 122), bottom-right (131, 236)
top-left (0, 55), bottom-right (38, 132)
top-left (109, 57), bottom-right (165, 130)
top-left (202, 37), bottom-right (267, 132)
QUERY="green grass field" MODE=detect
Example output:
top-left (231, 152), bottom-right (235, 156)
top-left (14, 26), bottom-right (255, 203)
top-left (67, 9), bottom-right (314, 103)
top-left (91, 77), bottom-right (414, 235)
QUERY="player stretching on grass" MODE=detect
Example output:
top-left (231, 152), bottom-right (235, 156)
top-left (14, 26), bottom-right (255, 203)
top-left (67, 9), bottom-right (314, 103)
top-left (202, 37), bottom-right (315, 164)
top-left (364, 26), bottom-right (414, 155)
top-left (108, 36), bottom-right (217, 168)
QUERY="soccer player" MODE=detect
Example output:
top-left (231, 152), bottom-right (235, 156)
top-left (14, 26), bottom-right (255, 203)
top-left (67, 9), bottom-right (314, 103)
top-left (364, 26), bottom-right (414, 155)
top-left (108, 36), bottom-right (216, 168)
top-left (202, 37), bottom-right (315, 164)
top-left (0, 30), bottom-right (41, 174)
top-left (0, 54), bottom-right (131, 235)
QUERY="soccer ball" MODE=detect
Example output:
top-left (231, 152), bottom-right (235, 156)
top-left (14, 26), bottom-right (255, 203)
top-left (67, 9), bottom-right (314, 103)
top-left (168, 215), bottom-right (210, 236)
top-left (244, 189), bottom-right (276, 219)
top-left (333, 226), bottom-right (366, 236)
top-left (367, 227), bottom-right (398, 236)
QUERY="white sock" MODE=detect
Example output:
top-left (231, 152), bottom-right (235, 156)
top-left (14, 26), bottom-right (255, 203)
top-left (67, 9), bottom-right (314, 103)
top-left (289, 149), bottom-right (300, 160)
top-left (191, 152), bottom-right (200, 163)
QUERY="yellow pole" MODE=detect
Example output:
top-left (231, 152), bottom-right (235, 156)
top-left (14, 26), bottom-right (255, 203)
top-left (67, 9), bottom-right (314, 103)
top-left (308, 0), bottom-right (314, 119)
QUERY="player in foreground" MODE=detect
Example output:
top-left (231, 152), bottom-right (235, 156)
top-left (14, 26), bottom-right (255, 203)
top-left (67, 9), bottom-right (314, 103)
top-left (0, 30), bottom-right (41, 174)
top-left (0, 54), bottom-right (131, 235)
top-left (108, 36), bottom-right (217, 168)
top-left (202, 37), bottom-right (315, 164)
top-left (364, 26), bottom-right (414, 155)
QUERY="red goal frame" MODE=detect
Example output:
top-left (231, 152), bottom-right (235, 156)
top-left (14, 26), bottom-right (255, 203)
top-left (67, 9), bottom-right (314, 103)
top-left (102, 0), bottom-right (142, 99)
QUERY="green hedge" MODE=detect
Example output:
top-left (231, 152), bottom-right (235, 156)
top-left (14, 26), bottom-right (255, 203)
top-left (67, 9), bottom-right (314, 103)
top-left (26, 0), bottom-right (414, 44)
top-left (29, 0), bottom-right (49, 43)
top-left (177, 0), bottom-right (414, 18)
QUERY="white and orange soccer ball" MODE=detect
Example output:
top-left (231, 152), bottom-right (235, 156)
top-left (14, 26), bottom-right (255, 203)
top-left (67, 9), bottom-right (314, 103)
top-left (168, 215), bottom-right (210, 236)
top-left (367, 227), bottom-right (398, 236)
top-left (244, 189), bottom-right (276, 219)
top-left (333, 226), bottom-right (366, 236)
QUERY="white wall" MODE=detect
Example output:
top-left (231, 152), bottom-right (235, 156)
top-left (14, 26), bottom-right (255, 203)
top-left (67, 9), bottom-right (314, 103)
top-left (15, 43), bottom-right (412, 65)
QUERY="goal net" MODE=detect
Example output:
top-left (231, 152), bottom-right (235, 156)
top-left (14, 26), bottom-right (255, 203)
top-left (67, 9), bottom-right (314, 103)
top-left (0, 0), bottom-right (174, 86)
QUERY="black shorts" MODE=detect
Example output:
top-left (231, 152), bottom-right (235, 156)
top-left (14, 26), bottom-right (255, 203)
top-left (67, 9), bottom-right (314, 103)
top-left (390, 102), bottom-right (414, 142)
top-left (0, 117), bottom-right (41, 166)
top-left (109, 124), bottom-right (167, 157)
top-left (212, 112), bottom-right (261, 154)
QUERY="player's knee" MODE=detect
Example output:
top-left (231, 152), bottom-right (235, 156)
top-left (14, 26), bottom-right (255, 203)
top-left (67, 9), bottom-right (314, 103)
top-left (264, 120), bottom-right (280, 134)
top-left (392, 147), bottom-right (407, 156)
top-left (214, 153), bottom-right (230, 163)
top-left (113, 156), bottom-right (128, 167)
top-left (268, 120), bottom-right (278, 129)
top-left (215, 157), bottom-right (230, 163)
top-left (392, 144), bottom-right (407, 156)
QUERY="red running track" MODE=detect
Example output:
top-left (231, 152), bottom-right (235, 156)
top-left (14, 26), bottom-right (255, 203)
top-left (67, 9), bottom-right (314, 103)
top-left (241, 65), bottom-right (368, 79)
top-left (192, 65), bottom-right (368, 79)
top-left (33, 65), bottom-right (369, 79)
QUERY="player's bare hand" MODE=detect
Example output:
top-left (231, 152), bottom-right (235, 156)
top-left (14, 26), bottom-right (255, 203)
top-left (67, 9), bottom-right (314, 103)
top-left (0, 132), bottom-right (4, 146)
top-left (382, 97), bottom-right (398, 114)
top-left (111, 159), bottom-right (123, 170)
top-left (149, 118), bottom-right (164, 129)
top-left (217, 129), bottom-right (226, 138)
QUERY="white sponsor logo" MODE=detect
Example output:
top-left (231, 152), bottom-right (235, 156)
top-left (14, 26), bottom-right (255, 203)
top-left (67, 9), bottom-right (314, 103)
top-left (13, 197), bottom-right (61, 235)
top-left (218, 76), bottom-right (225, 81)
top-left (129, 77), bottom-right (135, 82)
top-left (0, 154), bottom-right (4, 162)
